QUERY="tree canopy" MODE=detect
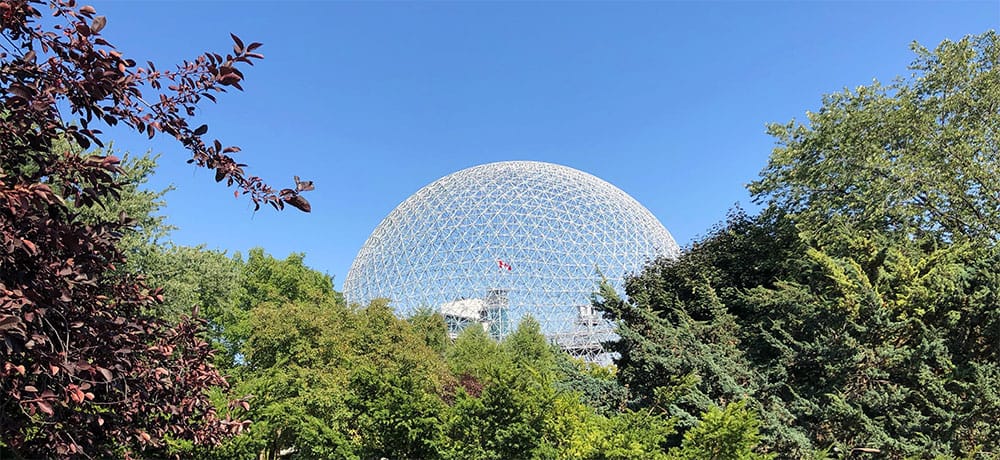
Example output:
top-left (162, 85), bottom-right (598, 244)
top-left (601, 31), bottom-right (1000, 457)
top-left (0, 0), bottom-right (309, 456)
top-left (4, 0), bottom-right (994, 457)
top-left (751, 31), bottom-right (999, 244)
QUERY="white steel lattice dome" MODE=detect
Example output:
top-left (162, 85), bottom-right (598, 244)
top-left (344, 161), bottom-right (679, 361)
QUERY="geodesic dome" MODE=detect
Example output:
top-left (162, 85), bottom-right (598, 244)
top-left (344, 161), bottom-right (679, 362)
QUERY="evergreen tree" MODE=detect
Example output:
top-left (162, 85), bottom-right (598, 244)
top-left (601, 31), bottom-right (1000, 457)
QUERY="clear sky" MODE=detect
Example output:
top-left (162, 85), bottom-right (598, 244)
top-left (88, 1), bottom-right (997, 289)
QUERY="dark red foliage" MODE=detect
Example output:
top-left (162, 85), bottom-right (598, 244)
top-left (0, 0), bottom-right (308, 456)
top-left (442, 373), bottom-right (485, 404)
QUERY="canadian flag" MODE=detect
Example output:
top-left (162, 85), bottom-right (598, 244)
top-left (497, 259), bottom-right (512, 271)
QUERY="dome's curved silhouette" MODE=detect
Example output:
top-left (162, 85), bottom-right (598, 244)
top-left (344, 161), bottom-right (678, 361)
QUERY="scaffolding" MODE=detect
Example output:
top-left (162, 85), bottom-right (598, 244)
top-left (439, 288), bottom-right (511, 340)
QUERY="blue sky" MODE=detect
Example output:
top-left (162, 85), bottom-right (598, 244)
top-left (89, 1), bottom-right (997, 289)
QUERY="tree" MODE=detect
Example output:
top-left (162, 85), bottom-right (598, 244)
top-left (75, 151), bottom-right (175, 259)
top-left (345, 300), bottom-right (448, 459)
top-left (745, 30), bottom-right (1000, 455)
top-left (202, 251), bottom-right (354, 460)
top-left (206, 252), bottom-right (449, 460)
top-left (671, 401), bottom-right (773, 460)
top-left (0, 0), bottom-right (310, 456)
top-left (436, 317), bottom-right (675, 460)
top-left (751, 31), bottom-right (999, 244)
top-left (553, 353), bottom-right (628, 417)
top-left (77, 152), bottom-right (244, 323)
top-left (217, 249), bottom-right (339, 369)
top-left (437, 323), bottom-right (556, 460)
top-left (595, 251), bottom-right (759, 435)
top-left (602, 31), bottom-right (1000, 457)
top-left (222, 300), bottom-right (356, 460)
top-left (409, 307), bottom-right (450, 355)
top-left (603, 196), bottom-right (1000, 457)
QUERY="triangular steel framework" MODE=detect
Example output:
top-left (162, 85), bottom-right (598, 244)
top-left (344, 161), bottom-right (679, 363)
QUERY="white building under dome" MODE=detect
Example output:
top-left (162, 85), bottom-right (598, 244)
top-left (344, 161), bottom-right (679, 362)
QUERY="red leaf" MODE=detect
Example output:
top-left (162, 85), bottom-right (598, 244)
top-left (0, 315), bottom-right (22, 332)
top-left (294, 176), bottom-right (315, 192)
top-left (284, 195), bottom-right (311, 213)
top-left (37, 401), bottom-right (54, 416)
top-left (230, 33), bottom-right (244, 53)
top-left (218, 73), bottom-right (241, 86)
top-left (90, 15), bottom-right (106, 34)
top-left (69, 385), bottom-right (85, 403)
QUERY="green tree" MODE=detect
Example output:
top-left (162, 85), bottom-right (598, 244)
top-left (437, 321), bottom-right (562, 460)
top-left (671, 401), bottom-right (773, 460)
top-left (744, 30), bottom-right (1000, 456)
top-left (602, 31), bottom-right (1000, 457)
top-left (446, 321), bottom-right (509, 381)
top-left (217, 249), bottom-right (340, 369)
top-left (217, 303), bottom-right (356, 460)
top-left (149, 245), bottom-right (243, 330)
top-left (409, 307), bottom-right (450, 355)
top-left (77, 152), bottom-right (244, 324)
top-left (346, 300), bottom-right (448, 459)
top-left (751, 31), bottom-right (1000, 244)
top-left (210, 254), bottom-right (451, 460)
top-left (503, 316), bottom-right (558, 376)
top-left (553, 354), bottom-right (628, 417)
top-left (596, 255), bottom-right (759, 435)
top-left (207, 251), bottom-right (355, 459)
top-left (75, 152), bottom-right (174, 257)
top-left (436, 317), bottom-right (678, 460)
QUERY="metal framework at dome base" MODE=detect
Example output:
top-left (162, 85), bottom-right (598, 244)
top-left (344, 161), bottom-right (679, 363)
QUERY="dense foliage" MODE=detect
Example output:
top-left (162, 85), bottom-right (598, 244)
top-left (600, 31), bottom-right (1000, 458)
top-left (43, 151), bottom-right (764, 458)
top-left (187, 250), bottom-right (763, 460)
top-left (4, 117), bottom-right (764, 460)
top-left (0, 0), bottom-right (309, 456)
top-left (3, 1), bottom-right (995, 457)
